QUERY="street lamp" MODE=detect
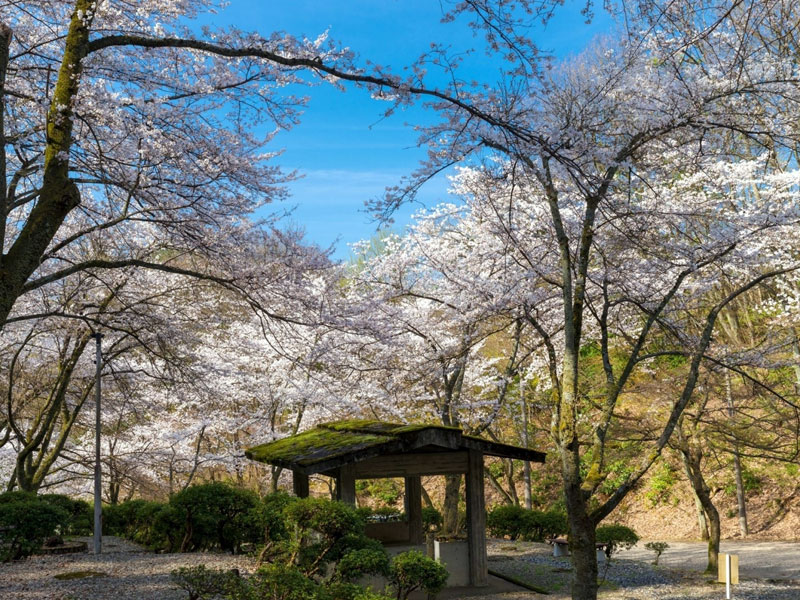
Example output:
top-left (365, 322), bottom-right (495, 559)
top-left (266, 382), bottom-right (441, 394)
top-left (90, 332), bottom-right (103, 555)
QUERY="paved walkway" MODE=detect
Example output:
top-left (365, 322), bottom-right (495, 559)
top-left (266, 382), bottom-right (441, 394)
top-left (617, 541), bottom-right (800, 581)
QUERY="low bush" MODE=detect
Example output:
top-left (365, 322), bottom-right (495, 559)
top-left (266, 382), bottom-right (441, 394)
top-left (644, 541), bottom-right (669, 565)
top-left (527, 509), bottom-right (568, 541)
top-left (0, 495), bottom-right (69, 561)
top-left (334, 547), bottom-right (390, 582)
top-left (171, 482), bottom-right (261, 553)
top-left (486, 504), bottom-right (528, 540)
top-left (106, 483), bottom-right (263, 553)
top-left (389, 550), bottom-right (448, 600)
top-left (245, 564), bottom-right (321, 600)
top-left (171, 565), bottom-right (240, 600)
top-left (486, 505), bottom-right (568, 542)
top-left (421, 506), bottom-right (443, 533)
top-left (40, 494), bottom-right (93, 535)
top-left (596, 524), bottom-right (639, 558)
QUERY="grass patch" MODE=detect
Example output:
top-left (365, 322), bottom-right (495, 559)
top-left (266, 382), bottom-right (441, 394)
top-left (54, 570), bottom-right (107, 581)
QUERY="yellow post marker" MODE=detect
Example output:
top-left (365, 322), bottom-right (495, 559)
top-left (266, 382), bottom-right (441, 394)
top-left (718, 553), bottom-right (739, 599)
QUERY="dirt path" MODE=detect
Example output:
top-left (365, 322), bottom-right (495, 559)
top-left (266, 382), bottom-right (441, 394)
top-left (617, 540), bottom-right (800, 581)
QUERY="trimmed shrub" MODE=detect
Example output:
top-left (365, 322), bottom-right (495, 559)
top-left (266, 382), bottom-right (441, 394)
top-left (486, 504), bottom-right (528, 540)
top-left (170, 483), bottom-right (261, 553)
top-left (103, 498), bottom-right (179, 550)
top-left (526, 509), bottom-right (568, 541)
top-left (244, 564), bottom-right (321, 600)
top-left (596, 524), bottom-right (639, 558)
top-left (171, 565), bottom-right (240, 600)
top-left (0, 490), bottom-right (37, 504)
top-left (280, 496), bottom-right (373, 576)
top-left (390, 550), bottom-right (448, 600)
top-left (644, 541), bottom-right (669, 565)
top-left (0, 496), bottom-right (69, 561)
top-left (41, 494), bottom-right (93, 535)
top-left (421, 506), bottom-right (443, 532)
top-left (254, 491), bottom-right (296, 544)
top-left (335, 547), bottom-right (390, 582)
top-left (486, 505), bottom-right (567, 542)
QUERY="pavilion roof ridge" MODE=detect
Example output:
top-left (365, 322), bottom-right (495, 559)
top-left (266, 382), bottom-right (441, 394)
top-left (245, 419), bottom-right (545, 476)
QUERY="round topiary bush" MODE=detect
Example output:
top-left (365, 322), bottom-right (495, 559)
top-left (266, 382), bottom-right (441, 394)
top-left (595, 523), bottom-right (639, 558)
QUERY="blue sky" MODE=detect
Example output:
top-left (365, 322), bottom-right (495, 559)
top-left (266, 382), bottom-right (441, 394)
top-left (214, 1), bottom-right (613, 259)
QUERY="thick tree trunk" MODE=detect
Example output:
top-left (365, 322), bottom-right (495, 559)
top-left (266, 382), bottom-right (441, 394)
top-left (565, 495), bottom-right (598, 600)
top-left (0, 1), bottom-right (94, 329)
top-left (442, 474), bottom-right (462, 535)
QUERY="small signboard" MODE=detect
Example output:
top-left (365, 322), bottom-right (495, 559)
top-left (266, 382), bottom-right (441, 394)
top-left (717, 553), bottom-right (739, 584)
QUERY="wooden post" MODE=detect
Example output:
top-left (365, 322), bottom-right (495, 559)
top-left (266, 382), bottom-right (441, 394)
top-left (292, 470), bottom-right (309, 498)
top-left (465, 449), bottom-right (488, 587)
top-left (405, 476), bottom-right (423, 545)
top-left (336, 464), bottom-right (357, 506)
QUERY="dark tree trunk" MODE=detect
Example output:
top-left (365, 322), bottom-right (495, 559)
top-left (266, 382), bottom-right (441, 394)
top-left (681, 447), bottom-right (720, 572)
top-left (442, 474), bottom-right (462, 535)
top-left (566, 497), bottom-right (598, 600)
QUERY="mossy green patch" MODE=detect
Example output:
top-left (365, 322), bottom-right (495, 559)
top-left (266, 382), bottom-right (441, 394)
top-left (54, 571), bottom-right (107, 580)
top-left (245, 428), bottom-right (390, 467)
top-left (246, 420), bottom-right (465, 468)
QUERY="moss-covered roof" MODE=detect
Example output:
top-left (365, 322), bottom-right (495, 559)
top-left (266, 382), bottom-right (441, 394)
top-left (245, 420), bottom-right (545, 475)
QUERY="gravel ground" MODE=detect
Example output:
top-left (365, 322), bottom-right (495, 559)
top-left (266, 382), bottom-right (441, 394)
top-left (0, 536), bottom-right (256, 600)
top-left (616, 540), bottom-right (800, 582)
top-left (2, 537), bottom-right (800, 599)
top-left (484, 539), bottom-right (800, 600)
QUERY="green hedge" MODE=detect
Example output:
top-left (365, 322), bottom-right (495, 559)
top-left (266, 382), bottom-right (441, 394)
top-left (104, 483), bottom-right (262, 552)
top-left (0, 493), bottom-right (70, 561)
top-left (486, 504), bottom-right (568, 541)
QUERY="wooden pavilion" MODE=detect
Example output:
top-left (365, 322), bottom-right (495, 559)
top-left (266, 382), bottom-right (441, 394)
top-left (245, 420), bottom-right (546, 587)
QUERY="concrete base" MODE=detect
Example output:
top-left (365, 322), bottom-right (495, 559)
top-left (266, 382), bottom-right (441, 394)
top-left (435, 539), bottom-right (470, 587)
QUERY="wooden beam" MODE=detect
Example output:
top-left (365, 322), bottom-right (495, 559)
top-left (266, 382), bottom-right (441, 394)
top-left (336, 463), bottom-right (357, 506)
top-left (461, 436), bottom-right (546, 463)
top-left (292, 469), bottom-right (309, 498)
top-left (465, 449), bottom-right (488, 587)
top-left (405, 476), bottom-right (423, 545)
top-left (351, 451), bottom-right (469, 479)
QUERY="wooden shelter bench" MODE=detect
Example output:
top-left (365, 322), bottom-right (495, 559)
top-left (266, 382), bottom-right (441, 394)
top-left (244, 419), bottom-right (546, 588)
top-left (546, 537), bottom-right (609, 558)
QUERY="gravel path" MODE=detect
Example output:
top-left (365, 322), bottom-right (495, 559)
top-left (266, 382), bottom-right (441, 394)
top-left (616, 540), bottom-right (800, 582)
top-left (0, 536), bottom-right (256, 600)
